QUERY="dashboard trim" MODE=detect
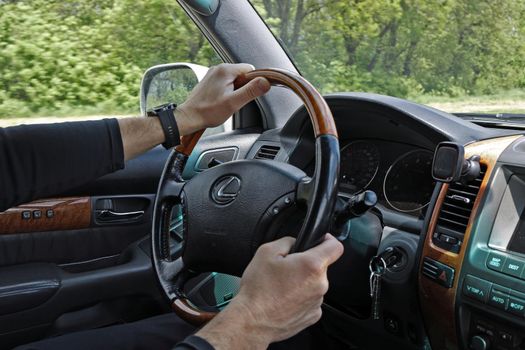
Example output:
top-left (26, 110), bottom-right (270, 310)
top-left (419, 135), bottom-right (521, 350)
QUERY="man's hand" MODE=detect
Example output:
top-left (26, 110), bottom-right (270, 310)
top-left (176, 63), bottom-right (271, 134)
top-left (119, 63), bottom-right (270, 160)
top-left (196, 234), bottom-right (344, 349)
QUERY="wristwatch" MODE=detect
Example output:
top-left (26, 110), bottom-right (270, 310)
top-left (147, 102), bottom-right (181, 149)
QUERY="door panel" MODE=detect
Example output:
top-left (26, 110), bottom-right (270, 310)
top-left (0, 130), bottom-right (260, 349)
top-left (0, 197), bottom-right (91, 235)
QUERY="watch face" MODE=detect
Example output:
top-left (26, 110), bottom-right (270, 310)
top-left (149, 102), bottom-right (176, 114)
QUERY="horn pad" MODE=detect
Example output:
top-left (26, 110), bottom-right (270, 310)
top-left (182, 159), bottom-right (306, 276)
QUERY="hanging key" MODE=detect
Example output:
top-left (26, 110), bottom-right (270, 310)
top-left (369, 246), bottom-right (404, 320)
top-left (369, 255), bottom-right (386, 320)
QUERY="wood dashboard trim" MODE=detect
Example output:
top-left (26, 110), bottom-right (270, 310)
top-left (0, 197), bottom-right (91, 234)
top-left (419, 135), bottom-right (521, 350)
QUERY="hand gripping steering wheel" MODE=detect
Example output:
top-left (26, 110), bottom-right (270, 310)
top-left (151, 68), bottom-right (340, 325)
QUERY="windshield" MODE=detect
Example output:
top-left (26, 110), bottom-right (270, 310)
top-left (251, 1), bottom-right (525, 115)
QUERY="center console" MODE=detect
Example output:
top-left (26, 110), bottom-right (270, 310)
top-left (458, 155), bottom-right (525, 349)
top-left (419, 135), bottom-right (525, 350)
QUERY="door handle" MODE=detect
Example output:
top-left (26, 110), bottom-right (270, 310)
top-left (96, 209), bottom-right (144, 223)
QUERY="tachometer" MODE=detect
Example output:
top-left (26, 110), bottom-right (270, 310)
top-left (339, 141), bottom-right (380, 194)
top-left (383, 149), bottom-right (435, 212)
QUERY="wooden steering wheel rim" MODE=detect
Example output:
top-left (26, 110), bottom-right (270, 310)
top-left (166, 68), bottom-right (338, 325)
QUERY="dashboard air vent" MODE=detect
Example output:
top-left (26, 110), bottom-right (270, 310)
top-left (254, 145), bottom-right (280, 160)
top-left (433, 165), bottom-right (487, 252)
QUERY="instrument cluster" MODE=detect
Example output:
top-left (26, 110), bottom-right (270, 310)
top-left (339, 139), bottom-right (435, 216)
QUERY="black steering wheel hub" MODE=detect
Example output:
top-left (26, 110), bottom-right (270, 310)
top-left (182, 159), bottom-right (306, 276)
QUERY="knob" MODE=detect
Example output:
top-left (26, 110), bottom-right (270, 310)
top-left (470, 335), bottom-right (490, 350)
top-left (332, 190), bottom-right (378, 235)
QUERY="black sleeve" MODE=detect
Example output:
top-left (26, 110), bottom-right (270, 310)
top-left (0, 119), bottom-right (124, 212)
top-left (173, 335), bottom-right (215, 350)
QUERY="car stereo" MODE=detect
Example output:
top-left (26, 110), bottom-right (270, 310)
top-left (489, 174), bottom-right (525, 260)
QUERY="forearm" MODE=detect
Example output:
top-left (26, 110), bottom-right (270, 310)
top-left (119, 63), bottom-right (271, 161)
top-left (0, 119), bottom-right (124, 211)
top-left (118, 104), bottom-right (200, 161)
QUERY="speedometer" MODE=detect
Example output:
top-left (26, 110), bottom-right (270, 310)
top-left (383, 149), bottom-right (435, 212)
top-left (339, 141), bottom-right (380, 194)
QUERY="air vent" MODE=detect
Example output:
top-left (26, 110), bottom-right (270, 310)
top-left (254, 144), bottom-right (280, 160)
top-left (433, 165), bottom-right (487, 252)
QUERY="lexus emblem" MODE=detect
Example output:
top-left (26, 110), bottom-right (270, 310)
top-left (211, 176), bottom-right (241, 205)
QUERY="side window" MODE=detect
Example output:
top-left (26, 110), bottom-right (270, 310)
top-left (0, 0), bottom-right (225, 132)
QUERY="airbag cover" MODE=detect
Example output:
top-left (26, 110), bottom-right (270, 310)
top-left (182, 159), bottom-right (306, 276)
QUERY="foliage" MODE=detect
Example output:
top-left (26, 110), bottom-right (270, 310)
top-left (0, 0), bottom-right (220, 117)
top-left (253, 0), bottom-right (525, 98)
top-left (1, 0), bottom-right (524, 118)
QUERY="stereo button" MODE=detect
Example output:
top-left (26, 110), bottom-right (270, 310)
top-left (463, 275), bottom-right (491, 303)
top-left (486, 252), bottom-right (506, 272)
top-left (488, 289), bottom-right (509, 310)
top-left (507, 297), bottom-right (525, 317)
top-left (502, 258), bottom-right (524, 278)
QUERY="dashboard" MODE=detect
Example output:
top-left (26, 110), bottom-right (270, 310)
top-left (269, 93), bottom-right (524, 350)
top-left (338, 139), bottom-right (435, 217)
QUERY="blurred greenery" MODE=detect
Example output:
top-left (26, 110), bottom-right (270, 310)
top-left (0, 0), bottom-right (220, 118)
top-left (252, 0), bottom-right (525, 109)
top-left (0, 0), bottom-right (524, 119)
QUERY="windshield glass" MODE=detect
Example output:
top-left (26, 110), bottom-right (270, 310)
top-left (251, 1), bottom-right (525, 115)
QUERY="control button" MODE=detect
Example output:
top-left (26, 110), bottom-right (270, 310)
top-left (473, 322), bottom-right (495, 337)
top-left (21, 211), bottom-right (31, 220)
top-left (46, 209), bottom-right (54, 218)
top-left (502, 257), bottom-right (525, 278)
top-left (507, 296), bottom-right (525, 317)
top-left (488, 289), bottom-right (509, 310)
top-left (470, 335), bottom-right (490, 350)
top-left (498, 331), bottom-right (513, 344)
top-left (462, 275), bottom-right (491, 303)
top-left (33, 210), bottom-right (42, 219)
top-left (422, 257), bottom-right (455, 288)
top-left (486, 252), bottom-right (506, 271)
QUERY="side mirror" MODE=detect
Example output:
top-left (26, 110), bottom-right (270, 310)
top-left (432, 142), bottom-right (480, 183)
top-left (139, 63), bottom-right (209, 115)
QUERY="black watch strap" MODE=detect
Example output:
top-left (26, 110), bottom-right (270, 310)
top-left (147, 103), bottom-right (181, 149)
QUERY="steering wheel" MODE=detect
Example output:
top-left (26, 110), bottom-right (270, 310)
top-left (151, 68), bottom-right (340, 326)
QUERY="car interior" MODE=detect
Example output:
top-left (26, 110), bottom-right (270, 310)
top-left (1, 1), bottom-right (525, 349)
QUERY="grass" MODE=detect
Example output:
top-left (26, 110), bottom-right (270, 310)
top-left (413, 89), bottom-right (525, 114)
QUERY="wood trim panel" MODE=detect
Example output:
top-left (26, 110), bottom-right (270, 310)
top-left (419, 135), bottom-right (520, 350)
top-left (0, 197), bottom-right (91, 234)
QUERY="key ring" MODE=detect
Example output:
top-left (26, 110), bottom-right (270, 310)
top-left (369, 255), bottom-right (387, 275)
